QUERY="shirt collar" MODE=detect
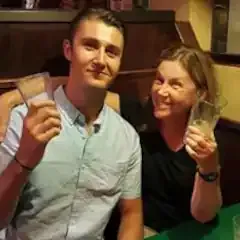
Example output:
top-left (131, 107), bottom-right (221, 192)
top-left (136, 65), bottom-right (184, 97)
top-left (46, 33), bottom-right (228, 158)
top-left (54, 85), bottom-right (106, 131)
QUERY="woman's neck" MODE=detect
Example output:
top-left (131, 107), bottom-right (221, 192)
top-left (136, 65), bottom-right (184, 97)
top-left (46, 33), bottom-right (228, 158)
top-left (158, 116), bottom-right (188, 152)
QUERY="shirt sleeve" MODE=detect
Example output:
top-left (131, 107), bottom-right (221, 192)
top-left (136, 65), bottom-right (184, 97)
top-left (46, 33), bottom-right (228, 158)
top-left (119, 94), bottom-right (146, 131)
top-left (121, 133), bottom-right (142, 199)
top-left (0, 106), bottom-right (26, 174)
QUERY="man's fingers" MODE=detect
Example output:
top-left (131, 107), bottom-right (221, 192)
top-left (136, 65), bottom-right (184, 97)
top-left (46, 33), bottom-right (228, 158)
top-left (38, 117), bottom-right (61, 134)
top-left (37, 127), bottom-right (61, 143)
top-left (29, 100), bottom-right (56, 111)
top-left (36, 107), bottom-right (61, 123)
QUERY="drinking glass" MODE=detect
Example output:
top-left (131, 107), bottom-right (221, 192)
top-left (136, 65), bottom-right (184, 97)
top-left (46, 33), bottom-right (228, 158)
top-left (233, 215), bottom-right (240, 240)
top-left (144, 226), bottom-right (158, 238)
top-left (187, 97), bottom-right (227, 137)
top-left (15, 72), bottom-right (53, 108)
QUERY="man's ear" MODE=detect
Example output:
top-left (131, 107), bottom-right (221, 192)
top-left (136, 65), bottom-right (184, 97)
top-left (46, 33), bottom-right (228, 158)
top-left (63, 39), bottom-right (72, 62)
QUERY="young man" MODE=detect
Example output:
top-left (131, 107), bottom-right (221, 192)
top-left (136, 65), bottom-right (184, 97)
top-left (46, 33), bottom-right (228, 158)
top-left (0, 8), bottom-right (143, 240)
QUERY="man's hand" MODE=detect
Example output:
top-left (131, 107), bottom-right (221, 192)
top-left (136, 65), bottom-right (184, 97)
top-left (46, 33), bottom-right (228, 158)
top-left (16, 100), bottom-right (61, 169)
top-left (0, 76), bottom-right (67, 143)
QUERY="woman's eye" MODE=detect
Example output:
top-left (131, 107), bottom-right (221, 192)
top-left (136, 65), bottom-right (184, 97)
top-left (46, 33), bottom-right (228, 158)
top-left (172, 83), bottom-right (182, 89)
top-left (85, 45), bottom-right (95, 51)
top-left (155, 78), bottom-right (164, 84)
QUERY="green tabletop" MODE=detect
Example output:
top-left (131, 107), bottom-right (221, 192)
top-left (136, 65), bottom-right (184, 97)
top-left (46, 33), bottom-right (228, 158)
top-left (145, 203), bottom-right (240, 240)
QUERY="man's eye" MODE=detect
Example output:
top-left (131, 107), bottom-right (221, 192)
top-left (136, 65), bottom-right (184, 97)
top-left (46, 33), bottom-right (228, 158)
top-left (106, 50), bottom-right (117, 58)
top-left (85, 45), bottom-right (95, 51)
top-left (83, 43), bottom-right (96, 51)
top-left (106, 48), bottom-right (119, 58)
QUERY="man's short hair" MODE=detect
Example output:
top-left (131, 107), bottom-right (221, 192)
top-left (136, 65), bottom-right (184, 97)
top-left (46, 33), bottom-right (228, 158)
top-left (69, 8), bottom-right (125, 43)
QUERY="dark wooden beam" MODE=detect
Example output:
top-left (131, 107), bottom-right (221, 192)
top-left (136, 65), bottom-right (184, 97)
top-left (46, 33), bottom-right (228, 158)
top-left (0, 9), bottom-right (175, 23)
top-left (175, 21), bottom-right (200, 48)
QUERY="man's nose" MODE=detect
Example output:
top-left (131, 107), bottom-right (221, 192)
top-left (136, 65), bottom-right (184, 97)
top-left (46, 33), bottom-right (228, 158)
top-left (93, 48), bottom-right (106, 70)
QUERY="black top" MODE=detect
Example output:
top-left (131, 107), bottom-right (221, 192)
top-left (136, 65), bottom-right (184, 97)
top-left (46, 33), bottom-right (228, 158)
top-left (140, 131), bottom-right (196, 231)
top-left (119, 94), bottom-right (222, 232)
top-left (120, 95), bottom-right (196, 231)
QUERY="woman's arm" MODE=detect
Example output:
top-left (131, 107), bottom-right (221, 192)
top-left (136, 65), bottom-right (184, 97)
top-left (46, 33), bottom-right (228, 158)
top-left (185, 126), bottom-right (222, 223)
top-left (191, 164), bottom-right (222, 223)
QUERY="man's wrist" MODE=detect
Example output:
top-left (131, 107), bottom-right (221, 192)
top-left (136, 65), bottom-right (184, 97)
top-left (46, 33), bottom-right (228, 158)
top-left (14, 156), bottom-right (33, 172)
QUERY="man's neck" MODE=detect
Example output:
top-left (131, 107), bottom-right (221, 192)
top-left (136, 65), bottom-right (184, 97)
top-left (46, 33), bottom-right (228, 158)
top-left (65, 82), bottom-right (106, 125)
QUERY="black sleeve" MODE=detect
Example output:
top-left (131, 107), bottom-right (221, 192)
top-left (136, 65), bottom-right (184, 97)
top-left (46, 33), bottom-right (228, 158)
top-left (119, 94), bottom-right (146, 130)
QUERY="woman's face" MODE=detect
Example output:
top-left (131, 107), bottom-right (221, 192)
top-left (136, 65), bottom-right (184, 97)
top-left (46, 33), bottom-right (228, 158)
top-left (151, 60), bottom-right (198, 121)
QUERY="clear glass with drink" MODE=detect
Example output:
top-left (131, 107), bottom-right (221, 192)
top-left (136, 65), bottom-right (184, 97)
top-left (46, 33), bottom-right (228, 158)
top-left (187, 97), bottom-right (227, 137)
top-left (15, 72), bottom-right (53, 108)
top-left (233, 215), bottom-right (240, 240)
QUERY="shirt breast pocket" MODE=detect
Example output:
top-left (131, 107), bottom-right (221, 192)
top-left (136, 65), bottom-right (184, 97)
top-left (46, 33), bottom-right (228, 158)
top-left (81, 161), bottom-right (127, 194)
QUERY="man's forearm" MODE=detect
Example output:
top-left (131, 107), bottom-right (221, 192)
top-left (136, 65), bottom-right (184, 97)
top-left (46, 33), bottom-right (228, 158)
top-left (0, 159), bottom-right (30, 230)
top-left (118, 212), bottom-right (143, 240)
top-left (191, 173), bottom-right (222, 223)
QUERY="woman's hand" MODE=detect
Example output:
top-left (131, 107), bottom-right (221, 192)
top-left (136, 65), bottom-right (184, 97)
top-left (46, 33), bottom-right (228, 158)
top-left (184, 126), bottom-right (219, 171)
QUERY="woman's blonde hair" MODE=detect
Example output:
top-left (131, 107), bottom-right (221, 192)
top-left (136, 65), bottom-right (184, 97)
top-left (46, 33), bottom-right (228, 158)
top-left (158, 44), bottom-right (220, 104)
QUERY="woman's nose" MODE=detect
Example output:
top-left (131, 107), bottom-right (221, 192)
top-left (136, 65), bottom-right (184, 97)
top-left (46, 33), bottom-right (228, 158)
top-left (157, 83), bottom-right (170, 97)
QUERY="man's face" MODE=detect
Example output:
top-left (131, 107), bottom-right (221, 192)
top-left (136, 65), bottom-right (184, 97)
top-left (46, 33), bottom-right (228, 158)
top-left (64, 19), bottom-right (124, 90)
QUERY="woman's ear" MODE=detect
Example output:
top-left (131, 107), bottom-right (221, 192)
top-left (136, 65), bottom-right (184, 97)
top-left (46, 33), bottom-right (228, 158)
top-left (197, 89), bottom-right (207, 101)
top-left (63, 39), bottom-right (72, 62)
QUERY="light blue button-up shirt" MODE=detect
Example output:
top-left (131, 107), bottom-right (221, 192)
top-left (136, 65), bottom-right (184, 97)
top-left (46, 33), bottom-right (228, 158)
top-left (0, 86), bottom-right (142, 240)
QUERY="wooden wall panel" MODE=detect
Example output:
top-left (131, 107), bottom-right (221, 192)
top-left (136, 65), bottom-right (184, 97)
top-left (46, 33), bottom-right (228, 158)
top-left (0, 16), bottom-right (180, 78)
top-left (0, 23), bottom-right (68, 78)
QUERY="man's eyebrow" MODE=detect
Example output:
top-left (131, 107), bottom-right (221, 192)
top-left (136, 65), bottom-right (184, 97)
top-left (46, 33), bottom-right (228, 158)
top-left (106, 44), bottom-right (122, 54)
top-left (81, 37), bottom-right (98, 43)
top-left (81, 37), bottom-right (122, 53)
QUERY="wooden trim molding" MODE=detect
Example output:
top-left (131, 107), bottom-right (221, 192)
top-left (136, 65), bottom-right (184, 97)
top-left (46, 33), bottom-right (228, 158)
top-left (0, 9), bottom-right (175, 23)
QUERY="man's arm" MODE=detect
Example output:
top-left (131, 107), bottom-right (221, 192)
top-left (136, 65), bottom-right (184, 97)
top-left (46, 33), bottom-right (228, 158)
top-left (118, 198), bottom-right (143, 240)
top-left (0, 101), bottom-right (61, 230)
top-left (118, 134), bottom-right (143, 240)
top-left (0, 76), bottom-right (67, 141)
top-left (0, 105), bottom-right (31, 229)
top-left (0, 153), bottom-right (31, 230)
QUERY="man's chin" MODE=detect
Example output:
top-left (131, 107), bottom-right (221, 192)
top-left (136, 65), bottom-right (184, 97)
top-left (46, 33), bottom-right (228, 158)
top-left (87, 79), bottom-right (110, 90)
